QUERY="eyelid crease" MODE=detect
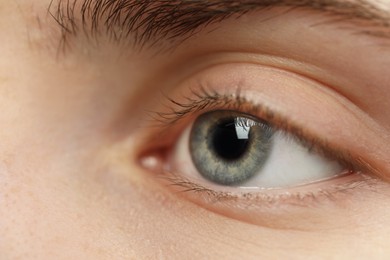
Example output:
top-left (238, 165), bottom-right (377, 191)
top-left (149, 86), bottom-right (374, 178)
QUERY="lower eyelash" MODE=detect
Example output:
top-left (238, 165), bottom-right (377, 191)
top-left (157, 171), bottom-right (377, 208)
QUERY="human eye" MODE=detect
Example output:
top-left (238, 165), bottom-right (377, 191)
top-left (137, 63), bottom-right (380, 228)
top-left (172, 109), bottom-right (346, 188)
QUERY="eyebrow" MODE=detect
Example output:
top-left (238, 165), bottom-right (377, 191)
top-left (49, 0), bottom-right (390, 50)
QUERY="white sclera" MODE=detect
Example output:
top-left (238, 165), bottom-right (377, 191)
top-left (172, 126), bottom-right (344, 189)
top-left (243, 132), bottom-right (343, 188)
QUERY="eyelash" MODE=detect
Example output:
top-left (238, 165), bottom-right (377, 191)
top-left (158, 172), bottom-right (375, 208)
top-left (143, 85), bottom-right (374, 206)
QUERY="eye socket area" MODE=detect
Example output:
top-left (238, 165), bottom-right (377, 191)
top-left (136, 62), bottom-right (385, 229)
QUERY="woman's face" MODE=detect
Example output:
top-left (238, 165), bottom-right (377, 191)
top-left (1, 0), bottom-right (390, 258)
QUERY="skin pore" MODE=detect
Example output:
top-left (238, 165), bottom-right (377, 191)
top-left (1, 0), bottom-right (390, 258)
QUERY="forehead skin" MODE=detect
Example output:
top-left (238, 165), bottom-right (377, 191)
top-left (0, 0), bottom-right (390, 259)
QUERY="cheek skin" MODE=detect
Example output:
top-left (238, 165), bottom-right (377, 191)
top-left (68, 152), bottom-right (390, 259)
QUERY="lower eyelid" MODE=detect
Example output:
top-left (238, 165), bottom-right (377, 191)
top-left (161, 170), bottom-right (364, 204)
top-left (152, 171), bottom-right (380, 230)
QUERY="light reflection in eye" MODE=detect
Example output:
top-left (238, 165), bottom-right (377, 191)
top-left (234, 118), bottom-right (252, 139)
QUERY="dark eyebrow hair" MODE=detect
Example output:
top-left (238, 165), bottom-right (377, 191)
top-left (49, 0), bottom-right (390, 51)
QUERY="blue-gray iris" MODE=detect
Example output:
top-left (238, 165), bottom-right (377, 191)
top-left (190, 110), bottom-right (274, 186)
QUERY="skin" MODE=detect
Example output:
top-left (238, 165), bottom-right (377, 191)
top-left (1, 0), bottom-right (390, 259)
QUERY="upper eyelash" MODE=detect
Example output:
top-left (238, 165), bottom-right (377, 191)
top-left (149, 86), bottom-right (371, 175)
top-left (152, 86), bottom-right (236, 125)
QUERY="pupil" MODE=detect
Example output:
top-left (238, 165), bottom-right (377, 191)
top-left (212, 118), bottom-right (250, 160)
